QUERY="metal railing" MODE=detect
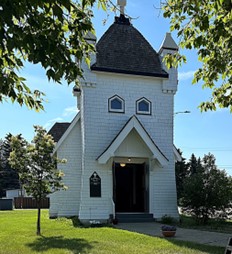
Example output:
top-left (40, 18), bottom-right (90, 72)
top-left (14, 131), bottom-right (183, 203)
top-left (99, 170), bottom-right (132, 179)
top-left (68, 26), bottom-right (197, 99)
top-left (111, 198), bottom-right (115, 219)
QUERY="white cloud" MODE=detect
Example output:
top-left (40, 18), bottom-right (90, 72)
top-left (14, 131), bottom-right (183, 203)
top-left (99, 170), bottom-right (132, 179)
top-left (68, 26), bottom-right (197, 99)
top-left (43, 117), bottom-right (63, 130)
top-left (62, 106), bottom-right (78, 117)
top-left (43, 106), bottom-right (78, 131)
top-left (178, 70), bottom-right (196, 81)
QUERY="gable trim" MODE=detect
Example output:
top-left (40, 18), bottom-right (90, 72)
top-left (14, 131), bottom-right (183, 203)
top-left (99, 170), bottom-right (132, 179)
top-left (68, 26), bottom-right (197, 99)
top-left (97, 115), bottom-right (168, 166)
top-left (173, 145), bottom-right (182, 162)
top-left (53, 112), bottom-right (80, 153)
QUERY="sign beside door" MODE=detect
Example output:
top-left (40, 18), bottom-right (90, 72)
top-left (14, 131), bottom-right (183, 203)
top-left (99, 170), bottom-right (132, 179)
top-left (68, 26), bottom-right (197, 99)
top-left (90, 171), bottom-right (101, 197)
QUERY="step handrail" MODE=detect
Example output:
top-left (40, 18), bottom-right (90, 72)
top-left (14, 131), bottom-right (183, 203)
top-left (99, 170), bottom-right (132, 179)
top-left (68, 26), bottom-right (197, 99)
top-left (111, 198), bottom-right (115, 219)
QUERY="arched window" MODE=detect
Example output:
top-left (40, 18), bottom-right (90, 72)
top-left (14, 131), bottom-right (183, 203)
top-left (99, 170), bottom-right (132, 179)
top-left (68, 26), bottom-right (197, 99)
top-left (136, 97), bottom-right (151, 115)
top-left (108, 95), bottom-right (125, 113)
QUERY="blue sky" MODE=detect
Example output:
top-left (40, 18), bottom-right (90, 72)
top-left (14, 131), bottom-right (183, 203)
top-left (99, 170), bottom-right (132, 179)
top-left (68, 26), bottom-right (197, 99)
top-left (0, 0), bottom-right (232, 175)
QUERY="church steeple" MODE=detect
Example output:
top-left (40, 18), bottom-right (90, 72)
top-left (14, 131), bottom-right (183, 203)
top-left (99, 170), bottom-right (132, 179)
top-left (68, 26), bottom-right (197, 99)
top-left (158, 33), bottom-right (178, 94)
top-left (91, 13), bottom-right (168, 78)
top-left (159, 33), bottom-right (178, 54)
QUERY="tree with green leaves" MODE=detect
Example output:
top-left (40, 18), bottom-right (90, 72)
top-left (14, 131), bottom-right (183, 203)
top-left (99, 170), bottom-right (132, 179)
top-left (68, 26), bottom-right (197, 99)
top-left (175, 153), bottom-right (205, 204)
top-left (9, 126), bottom-right (67, 235)
top-left (188, 154), bottom-right (198, 175)
top-left (175, 150), bottom-right (189, 204)
top-left (0, 0), bottom-right (108, 111)
top-left (188, 154), bottom-right (203, 176)
top-left (0, 140), bottom-right (4, 197)
top-left (0, 134), bottom-right (20, 197)
top-left (162, 1), bottom-right (232, 111)
top-left (181, 153), bottom-right (232, 224)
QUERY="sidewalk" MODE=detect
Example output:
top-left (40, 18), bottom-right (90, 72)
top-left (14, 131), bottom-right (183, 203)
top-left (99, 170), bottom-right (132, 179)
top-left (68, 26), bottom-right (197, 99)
top-left (115, 222), bottom-right (231, 247)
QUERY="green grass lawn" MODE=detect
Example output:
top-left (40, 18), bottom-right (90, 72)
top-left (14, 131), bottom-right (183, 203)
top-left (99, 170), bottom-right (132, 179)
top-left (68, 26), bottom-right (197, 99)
top-left (0, 210), bottom-right (224, 254)
top-left (179, 215), bottom-right (232, 234)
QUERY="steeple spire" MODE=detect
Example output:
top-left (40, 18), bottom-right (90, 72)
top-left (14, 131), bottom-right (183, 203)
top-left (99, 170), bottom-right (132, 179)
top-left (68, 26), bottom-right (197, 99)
top-left (117, 0), bottom-right (126, 15)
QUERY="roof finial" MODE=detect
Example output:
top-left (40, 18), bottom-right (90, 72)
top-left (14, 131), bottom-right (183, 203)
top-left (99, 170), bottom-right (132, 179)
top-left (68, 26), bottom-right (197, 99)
top-left (117, 0), bottom-right (126, 15)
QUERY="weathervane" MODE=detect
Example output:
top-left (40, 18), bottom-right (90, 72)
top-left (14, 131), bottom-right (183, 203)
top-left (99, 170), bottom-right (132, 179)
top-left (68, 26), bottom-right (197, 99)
top-left (117, 0), bottom-right (126, 15)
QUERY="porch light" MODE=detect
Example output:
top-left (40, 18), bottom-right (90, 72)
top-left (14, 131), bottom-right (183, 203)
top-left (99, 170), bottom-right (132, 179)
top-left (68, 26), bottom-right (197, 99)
top-left (120, 163), bottom-right (126, 167)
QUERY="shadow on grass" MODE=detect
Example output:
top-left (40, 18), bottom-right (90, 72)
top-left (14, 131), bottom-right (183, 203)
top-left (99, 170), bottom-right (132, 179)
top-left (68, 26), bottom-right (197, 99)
top-left (27, 236), bottom-right (95, 254)
top-left (166, 238), bottom-right (224, 254)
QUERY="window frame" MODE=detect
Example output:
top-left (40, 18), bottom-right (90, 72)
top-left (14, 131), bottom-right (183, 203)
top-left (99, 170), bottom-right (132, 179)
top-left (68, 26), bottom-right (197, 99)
top-left (136, 97), bottom-right (152, 115)
top-left (108, 95), bottom-right (125, 113)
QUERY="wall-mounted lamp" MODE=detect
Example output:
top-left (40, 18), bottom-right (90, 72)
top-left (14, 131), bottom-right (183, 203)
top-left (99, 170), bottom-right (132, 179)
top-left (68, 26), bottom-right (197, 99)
top-left (120, 163), bottom-right (126, 167)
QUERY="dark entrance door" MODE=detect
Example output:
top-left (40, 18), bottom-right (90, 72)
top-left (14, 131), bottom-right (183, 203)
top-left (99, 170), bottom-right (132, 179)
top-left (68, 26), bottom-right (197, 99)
top-left (114, 163), bottom-right (146, 212)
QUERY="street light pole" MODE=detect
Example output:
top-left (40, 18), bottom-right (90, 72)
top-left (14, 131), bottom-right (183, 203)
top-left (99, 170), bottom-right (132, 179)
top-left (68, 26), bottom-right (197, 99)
top-left (174, 110), bottom-right (191, 115)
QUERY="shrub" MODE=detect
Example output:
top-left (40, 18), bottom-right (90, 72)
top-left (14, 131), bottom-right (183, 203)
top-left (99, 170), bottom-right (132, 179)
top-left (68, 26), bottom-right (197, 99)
top-left (181, 153), bottom-right (232, 224)
top-left (161, 215), bottom-right (175, 224)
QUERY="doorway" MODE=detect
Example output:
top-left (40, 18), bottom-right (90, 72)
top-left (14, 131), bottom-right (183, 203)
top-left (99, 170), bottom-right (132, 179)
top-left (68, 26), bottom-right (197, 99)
top-left (113, 162), bottom-right (148, 213)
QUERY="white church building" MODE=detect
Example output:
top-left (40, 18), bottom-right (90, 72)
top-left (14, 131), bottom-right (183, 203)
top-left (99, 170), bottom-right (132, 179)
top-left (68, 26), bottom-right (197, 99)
top-left (49, 3), bottom-right (181, 223)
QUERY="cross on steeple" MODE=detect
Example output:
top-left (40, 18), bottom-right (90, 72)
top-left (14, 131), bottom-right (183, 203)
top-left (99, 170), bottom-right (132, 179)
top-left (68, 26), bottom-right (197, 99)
top-left (117, 0), bottom-right (126, 15)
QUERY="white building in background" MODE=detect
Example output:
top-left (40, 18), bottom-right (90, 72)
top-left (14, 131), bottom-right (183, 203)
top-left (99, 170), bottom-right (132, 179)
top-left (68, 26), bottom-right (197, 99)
top-left (4, 188), bottom-right (28, 199)
top-left (49, 4), bottom-right (181, 223)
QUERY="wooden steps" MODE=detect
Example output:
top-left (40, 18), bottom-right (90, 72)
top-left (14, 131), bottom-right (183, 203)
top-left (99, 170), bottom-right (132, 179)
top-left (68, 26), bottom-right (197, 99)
top-left (116, 213), bottom-right (153, 223)
top-left (225, 237), bottom-right (232, 254)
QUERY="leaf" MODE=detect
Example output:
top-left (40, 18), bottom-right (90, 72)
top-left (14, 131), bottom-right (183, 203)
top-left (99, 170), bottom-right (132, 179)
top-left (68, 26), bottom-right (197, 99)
top-left (85, 56), bottom-right (91, 67)
top-left (0, 0), bottom-right (96, 111)
top-left (162, 0), bottom-right (232, 111)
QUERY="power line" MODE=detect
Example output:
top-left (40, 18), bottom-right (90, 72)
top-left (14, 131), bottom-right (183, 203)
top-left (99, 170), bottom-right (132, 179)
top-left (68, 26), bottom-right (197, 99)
top-left (180, 146), bottom-right (232, 152)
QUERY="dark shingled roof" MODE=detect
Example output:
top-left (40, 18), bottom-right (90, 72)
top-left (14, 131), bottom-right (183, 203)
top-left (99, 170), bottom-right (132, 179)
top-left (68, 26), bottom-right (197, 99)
top-left (91, 15), bottom-right (168, 78)
top-left (48, 122), bottom-right (70, 143)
